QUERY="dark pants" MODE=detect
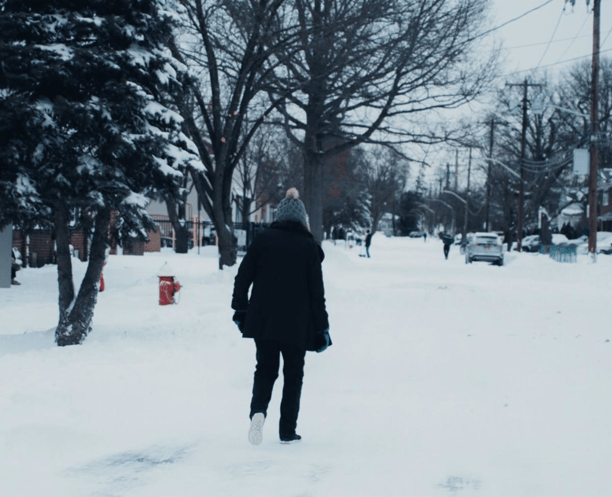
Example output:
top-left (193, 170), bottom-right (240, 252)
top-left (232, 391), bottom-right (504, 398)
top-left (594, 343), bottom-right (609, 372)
top-left (250, 339), bottom-right (306, 438)
top-left (365, 245), bottom-right (370, 258)
top-left (443, 244), bottom-right (450, 259)
top-left (11, 262), bottom-right (19, 279)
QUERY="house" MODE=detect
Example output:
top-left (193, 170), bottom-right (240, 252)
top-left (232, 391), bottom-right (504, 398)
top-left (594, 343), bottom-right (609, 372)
top-left (557, 202), bottom-right (584, 230)
top-left (377, 212), bottom-right (399, 236)
top-left (599, 169), bottom-right (612, 231)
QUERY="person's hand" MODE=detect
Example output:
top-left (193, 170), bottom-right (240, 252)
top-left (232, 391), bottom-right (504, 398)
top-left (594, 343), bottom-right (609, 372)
top-left (233, 310), bottom-right (246, 333)
top-left (316, 328), bottom-right (331, 353)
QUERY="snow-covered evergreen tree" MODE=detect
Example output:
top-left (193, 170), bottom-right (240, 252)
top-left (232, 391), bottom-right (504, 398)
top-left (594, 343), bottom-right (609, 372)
top-left (0, 0), bottom-right (201, 346)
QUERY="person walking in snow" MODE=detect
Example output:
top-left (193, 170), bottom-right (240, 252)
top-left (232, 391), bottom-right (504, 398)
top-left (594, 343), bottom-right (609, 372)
top-left (442, 233), bottom-right (453, 260)
top-left (11, 248), bottom-right (22, 285)
top-left (231, 188), bottom-right (331, 446)
top-left (364, 230), bottom-right (373, 258)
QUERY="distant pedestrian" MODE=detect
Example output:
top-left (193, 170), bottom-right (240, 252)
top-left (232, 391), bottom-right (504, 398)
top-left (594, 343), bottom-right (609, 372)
top-left (442, 233), bottom-right (453, 260)
top-left (365, 230), bottom-right (373, 258)
top-left (231, 188), bottom-right (331, 446)
top-left (423, 232), bottom-right (427, 243)
top-left (11, 248), bottom-right (22, 285)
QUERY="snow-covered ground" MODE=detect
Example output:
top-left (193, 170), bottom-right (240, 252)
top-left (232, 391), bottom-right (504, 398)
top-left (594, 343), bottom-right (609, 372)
top-left (1, 237), bottom-right (611, 497)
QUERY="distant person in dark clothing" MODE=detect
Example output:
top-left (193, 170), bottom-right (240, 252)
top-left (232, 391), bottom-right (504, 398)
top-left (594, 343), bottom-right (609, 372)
top-left (365, 230), bottom-right (373, 258)
top-left (11, 248), bottom-right (21, 285)
top-left (423, 232), bottom-right (427, 243)
top-left (442, 233), bottom-right (453, 260)
top-left (232, 188), bottom-right (330, 446)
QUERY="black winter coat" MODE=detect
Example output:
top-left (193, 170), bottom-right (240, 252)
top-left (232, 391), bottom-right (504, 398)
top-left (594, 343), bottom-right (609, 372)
top-left (231, 221), bottom-right (329, 351)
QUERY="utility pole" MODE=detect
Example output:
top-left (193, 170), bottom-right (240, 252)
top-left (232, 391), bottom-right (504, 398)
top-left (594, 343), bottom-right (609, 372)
top-left (566, 0), bottom-right (600, 259)
top-left (507, 79), bottom-right (542, 251)
top-left (484, 118), bottom-right (503, 232)
top-left (454, 149), bottom-right (459, 191)
top-left (588, 0), bottom-right (600, 258)
top-left (517, 80), bottom-right (528, 252)
top-left (462, 147), bottom-right (472, 243)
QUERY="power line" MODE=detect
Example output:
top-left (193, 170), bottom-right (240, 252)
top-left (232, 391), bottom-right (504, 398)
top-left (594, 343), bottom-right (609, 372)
top-left (503, 47), bottom-right (612, 76)
top-left (505, 34), bottom-right (591, 50)
top-left (531, 5), bottom-right (567, 76)
top-left (477, 0), bottom-right (555, 39)
top-left (555, 14), bottom-right (590, 63)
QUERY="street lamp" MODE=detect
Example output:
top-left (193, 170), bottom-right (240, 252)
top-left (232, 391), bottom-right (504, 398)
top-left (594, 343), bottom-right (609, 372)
top-left (430, 199), bottom-right (455, 234)
top-left (483, 158), bottom-right (523, 180)
top-left (442, 189), bottom-right (466, 204)
top-left (443, 189), bottom-right (471, 246)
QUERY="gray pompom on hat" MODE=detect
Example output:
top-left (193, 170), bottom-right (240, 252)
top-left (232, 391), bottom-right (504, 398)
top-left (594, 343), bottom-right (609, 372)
top-left (275, 188), bottom-right (309, 228)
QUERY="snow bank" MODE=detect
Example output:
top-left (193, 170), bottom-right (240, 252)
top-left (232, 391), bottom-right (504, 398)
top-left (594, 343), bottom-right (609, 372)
top-left (1, 240), bottom-right (610, 497)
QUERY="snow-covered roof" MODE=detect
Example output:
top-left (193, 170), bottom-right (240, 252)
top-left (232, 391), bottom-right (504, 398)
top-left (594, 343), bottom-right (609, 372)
top-left (561, 203), bottom-right (584, 217)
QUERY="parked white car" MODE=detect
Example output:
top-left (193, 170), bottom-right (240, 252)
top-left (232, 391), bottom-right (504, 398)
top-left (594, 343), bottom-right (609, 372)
top-left (521, 233), bottom-right (569, 252)
top-left (566, 232), bottom-right (612, 254)
top-left (465, 232), bottom-right (504, 266)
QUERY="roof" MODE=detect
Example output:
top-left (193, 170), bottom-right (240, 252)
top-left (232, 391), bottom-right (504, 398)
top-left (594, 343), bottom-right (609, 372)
top-left (561, 203), bottom-right (584, 217)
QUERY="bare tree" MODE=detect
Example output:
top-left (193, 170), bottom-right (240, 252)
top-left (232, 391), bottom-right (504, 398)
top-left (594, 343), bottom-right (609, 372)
top-left (321, 146), bottom-right (370, 238)
top-left (171, 0), bottom-right (300, 267)
top-left (361, 147), bottom-right (409, 234)
top-left (557, 58), bottom-right (612, 170)
top-left (234, 127), bottom-right (300, 226)
top-left (267, 0), bottom-right (497, 241)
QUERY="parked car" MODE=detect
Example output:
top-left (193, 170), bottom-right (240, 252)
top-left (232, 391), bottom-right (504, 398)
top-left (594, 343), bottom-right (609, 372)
top-left (409, 231), bottom-right (425, 238)
top-left (566, 232), bottom-right (612, 255)
top-left (465, 232), bottom-right (504, 266)
top-left (521, 234), bottom-right (569, 253)
top-left (161, 236), bottom-right (194, 249)
top-left (520, 234), bottom-right (540, 252)
top-left (454, 233), bottom-right (474, 246)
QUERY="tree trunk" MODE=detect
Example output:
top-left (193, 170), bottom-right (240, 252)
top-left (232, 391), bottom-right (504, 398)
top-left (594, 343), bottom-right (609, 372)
top-left (164, 197), bottom-right (190, 254)
top-left (303, 140), bottom-right (324, 242)
top-left (174, 227), bottom-right (190, 254)
top-left (240, 197), bottom-right (250, 229)
top-left (217, 224), bottom-right (237, 269)
top-left (53, 201), bottom-right (74, 317)
top-left (56, 208), bottom-right (110, 346)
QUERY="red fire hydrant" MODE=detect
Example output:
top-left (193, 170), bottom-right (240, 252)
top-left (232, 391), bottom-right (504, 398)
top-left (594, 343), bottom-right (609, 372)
top-left (99, 263), bottom-right (106, 292)
top-left (158, 262), bottom-right (182, 306)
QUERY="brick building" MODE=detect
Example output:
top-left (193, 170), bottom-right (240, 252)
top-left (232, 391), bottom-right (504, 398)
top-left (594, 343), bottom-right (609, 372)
top-left (12, 211), bottom-right (147, 267)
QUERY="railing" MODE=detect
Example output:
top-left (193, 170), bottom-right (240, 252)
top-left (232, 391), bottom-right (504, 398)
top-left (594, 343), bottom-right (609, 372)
top-left (545, 243), bottom-right (577, 263)
top-left (150, 216), bottom-right (269, 252)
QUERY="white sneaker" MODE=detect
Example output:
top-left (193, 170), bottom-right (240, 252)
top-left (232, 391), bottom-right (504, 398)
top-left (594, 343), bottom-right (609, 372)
top-left (248, 413), bottom-right (265, 445)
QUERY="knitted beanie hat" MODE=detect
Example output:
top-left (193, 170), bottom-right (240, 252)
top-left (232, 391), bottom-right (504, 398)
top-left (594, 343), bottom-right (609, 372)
top-left (275, 188), bottom-right (309, 228)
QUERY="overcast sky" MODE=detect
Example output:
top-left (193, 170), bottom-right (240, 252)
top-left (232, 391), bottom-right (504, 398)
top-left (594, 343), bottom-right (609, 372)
top-left (489, 0), bottom-right (612, 78)
top-left (410, 1), bottom-right (612, 190)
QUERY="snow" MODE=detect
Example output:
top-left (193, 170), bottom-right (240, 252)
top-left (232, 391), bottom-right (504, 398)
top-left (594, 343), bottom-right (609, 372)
top-left (121, 192), bottom-right (150, 209)
top-left (35, 43), bottom-right (74, 61)
top-left (560, 205), bottom-right (583, 216)
top-left (1, 237), bottom-right (610, 497)
top-left (152, 155), bottom-right (183, 177)
top-left (144, 101), bottom-right (184, 126)
top-left (126, 47), bottom-right (155, 69)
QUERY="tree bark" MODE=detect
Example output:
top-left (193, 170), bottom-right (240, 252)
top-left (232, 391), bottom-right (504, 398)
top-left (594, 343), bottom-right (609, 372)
top-left (217, 226), bottom-right (237, 269)
top-left (55, 208), bottom-right (110, 346)
top-left (303, 128), bottom-right (324, 242)
top-left (165, 196), bottom-right (190, 254)
top-left (53, 201), bottom-right (74, 318)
